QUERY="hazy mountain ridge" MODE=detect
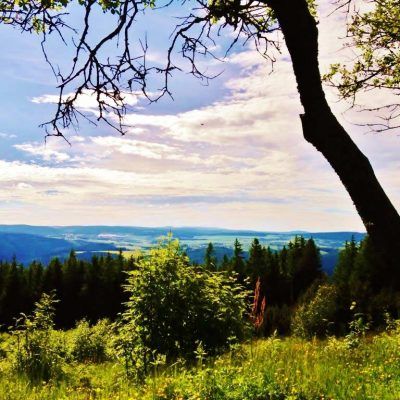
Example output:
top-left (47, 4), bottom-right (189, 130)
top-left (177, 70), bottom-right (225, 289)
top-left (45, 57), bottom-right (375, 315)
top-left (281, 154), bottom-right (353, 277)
top-left (0, 225), bottom-right (365, 271)
top-left (0, 231), bottom-right (119, 265)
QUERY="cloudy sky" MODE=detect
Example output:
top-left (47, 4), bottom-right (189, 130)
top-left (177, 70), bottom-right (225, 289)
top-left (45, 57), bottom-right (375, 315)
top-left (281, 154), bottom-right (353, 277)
top-left (0, 1), bottom-right (398, 231)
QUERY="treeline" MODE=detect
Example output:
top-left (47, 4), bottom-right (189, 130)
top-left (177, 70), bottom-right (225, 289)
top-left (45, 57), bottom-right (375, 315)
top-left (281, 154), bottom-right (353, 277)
top-left (0, 236), bottom-right (322, 330)
top-left (0, 234), bottom-right (397, 334)
top-left (206, 235), bottom-right (400, 335)
top-left (0, 251), bottom-right (135, 328)
top-left (244, 235), bottom-right (400, 336)
top-left (332, 235), bottom-right (400, 326)
top-left (206, 236), bottom-right (324, 334)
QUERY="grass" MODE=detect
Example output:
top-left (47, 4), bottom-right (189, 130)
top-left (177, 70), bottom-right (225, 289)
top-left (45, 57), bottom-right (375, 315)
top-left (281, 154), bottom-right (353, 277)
top-left (0, 326), bottom-right (399, 400)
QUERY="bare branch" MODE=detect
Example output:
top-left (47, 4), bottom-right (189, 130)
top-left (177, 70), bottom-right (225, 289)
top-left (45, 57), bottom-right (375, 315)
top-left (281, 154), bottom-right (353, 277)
top-left (2, 0), bottom-right (282, 139)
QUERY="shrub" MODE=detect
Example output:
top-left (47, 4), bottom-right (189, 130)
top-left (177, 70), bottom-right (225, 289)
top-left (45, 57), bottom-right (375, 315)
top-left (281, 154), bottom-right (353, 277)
top-left (291, 284), bottom-right (338, 338)
top-left (11, 292), bottom-right (65, 382)
top-left (117, 236), bottom-right (250, 378)
top-left (71, 319), bottom-right (112, 363)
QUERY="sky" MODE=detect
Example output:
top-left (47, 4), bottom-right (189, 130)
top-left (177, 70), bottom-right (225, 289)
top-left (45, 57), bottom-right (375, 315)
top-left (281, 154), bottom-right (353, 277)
top-left (0, 1), bottom-right (398, 231)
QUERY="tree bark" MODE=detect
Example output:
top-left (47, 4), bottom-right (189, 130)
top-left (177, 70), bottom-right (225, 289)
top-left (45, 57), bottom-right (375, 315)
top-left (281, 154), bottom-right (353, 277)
top-left (266, 0), bottom-right (400, 276)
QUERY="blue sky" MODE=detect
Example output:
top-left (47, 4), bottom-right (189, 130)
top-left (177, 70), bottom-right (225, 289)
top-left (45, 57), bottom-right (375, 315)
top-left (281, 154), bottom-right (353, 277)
top-left (0, 1), bottom-right (398, 230)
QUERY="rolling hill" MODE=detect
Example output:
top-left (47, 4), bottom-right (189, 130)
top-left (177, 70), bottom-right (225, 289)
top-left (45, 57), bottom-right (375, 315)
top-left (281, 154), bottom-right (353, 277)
top-left (0, 225), bottom-right (365, 272)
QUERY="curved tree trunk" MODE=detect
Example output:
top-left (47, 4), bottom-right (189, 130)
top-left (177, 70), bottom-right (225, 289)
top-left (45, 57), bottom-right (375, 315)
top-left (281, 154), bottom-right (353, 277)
top-left (267, 0), bottom-right (400, 277)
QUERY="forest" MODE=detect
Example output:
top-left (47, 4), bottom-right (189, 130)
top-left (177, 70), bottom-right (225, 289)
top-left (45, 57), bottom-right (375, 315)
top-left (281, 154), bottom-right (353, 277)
top-left (0, 235), bottom-right (398, 333)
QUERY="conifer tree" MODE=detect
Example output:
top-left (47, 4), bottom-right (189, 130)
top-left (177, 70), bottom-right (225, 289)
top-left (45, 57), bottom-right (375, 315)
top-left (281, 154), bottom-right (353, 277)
top-left (81, 255), bottom-right (103, 322)
top-left (262, 246), bottom-right (282, 305)
top-left (230, 239), bottom-right (246, 284)
top-left (333, 237), bottom-right (358, 294)
top-left (43, 258), bottom-right (63, 298)
top-left (26, 261), bottom-right (44, 306)
top-left (349, 236), bottom-right (387, 310)
top-left (247, 238), bottom-right (265, 286)
top-left (0, 258), bottom-right (24, 326)
top-left (220, 254), bottom-right (231, 271)
top-left (204, 242), bottom-right (217, 271)
top-left (61, 250), bottom-right (84, 325)
top-left (294, 238), bottom-right (323, 299)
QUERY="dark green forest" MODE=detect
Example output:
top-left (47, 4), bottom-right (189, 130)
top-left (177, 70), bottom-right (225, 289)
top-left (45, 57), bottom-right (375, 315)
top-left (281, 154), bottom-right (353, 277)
top-left (0, 235), bottom-right (397, 336)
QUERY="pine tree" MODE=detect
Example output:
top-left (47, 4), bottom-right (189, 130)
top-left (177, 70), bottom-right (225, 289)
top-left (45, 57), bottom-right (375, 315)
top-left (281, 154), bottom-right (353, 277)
top-left (204, 242), bottom-right (217, 271)
top-left (220, 254), bottom-right (231, 271)
top-left (262, 247), bottom-right (282, 305)
top-left (81, 255), bottom-right (103, 322)
top-left (348, 236), bottom-right (387, 310)
top-left (61, 250), bottom-right (84, 325)
top-left (247, 238), bottom-right (265, 286)
top-left (294, 238), bottom-right (323, 299)
top-left (333, 237), bottom-right (358, 294)
top-left (43, 258), bottom-right (63, 298)
top-left (0, 257), bottom-right (24, 326)
top-left (230, 239), bottom-right (246, 283)
top-left (26, 261), bottom-right (44, 306)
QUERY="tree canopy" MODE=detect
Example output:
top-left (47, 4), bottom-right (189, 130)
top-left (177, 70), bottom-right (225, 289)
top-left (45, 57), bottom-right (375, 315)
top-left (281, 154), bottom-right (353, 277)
top-left (325, 0), bottom-right (400, 132)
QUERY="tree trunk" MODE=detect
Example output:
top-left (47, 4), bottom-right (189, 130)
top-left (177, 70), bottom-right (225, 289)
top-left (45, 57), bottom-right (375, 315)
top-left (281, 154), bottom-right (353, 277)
top-left (266, 0), bottom-right (400, 277)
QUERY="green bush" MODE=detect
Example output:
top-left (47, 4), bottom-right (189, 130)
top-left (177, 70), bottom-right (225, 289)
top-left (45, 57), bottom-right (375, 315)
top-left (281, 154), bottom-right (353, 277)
top-left (71, 319), bottom-right (112, 363)
top-left (291, 284), bottom-right (338, 338)
top-left (11, 293), bottom-right (66, 382)
top-left (117, 236), bottom-right (250, 378)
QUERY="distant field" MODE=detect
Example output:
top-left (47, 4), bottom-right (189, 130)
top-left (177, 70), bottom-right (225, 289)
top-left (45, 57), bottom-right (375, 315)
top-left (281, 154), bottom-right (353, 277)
top-left (106, 249), bottom-right (143, 258)
top-left (0, 225), bottom-right (365, 272)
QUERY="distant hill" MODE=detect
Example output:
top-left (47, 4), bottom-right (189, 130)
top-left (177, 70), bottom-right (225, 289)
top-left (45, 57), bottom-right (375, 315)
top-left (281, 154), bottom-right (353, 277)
top-left (0, 225), bottom-right (365, 272)
top-left (0, 232), bottom-right (118, 265)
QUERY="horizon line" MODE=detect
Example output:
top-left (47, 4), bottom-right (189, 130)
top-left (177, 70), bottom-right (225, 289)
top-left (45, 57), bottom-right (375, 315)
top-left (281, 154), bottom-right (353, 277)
top-left (0, 223), bottom-right (366, 234)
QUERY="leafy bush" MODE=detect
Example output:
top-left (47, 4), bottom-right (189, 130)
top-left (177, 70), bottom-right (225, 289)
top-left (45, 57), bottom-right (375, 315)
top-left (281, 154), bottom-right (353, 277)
top-left (11, 292), bottom-right (66, 382)
top-left (117, 236), bottom-right (249, 378)
top-left (71, 319), bottom-right (112, 363)
top-left (343, 302), bottom-right (371, 349)
top-left (291, 284), bottom-right (338, 338)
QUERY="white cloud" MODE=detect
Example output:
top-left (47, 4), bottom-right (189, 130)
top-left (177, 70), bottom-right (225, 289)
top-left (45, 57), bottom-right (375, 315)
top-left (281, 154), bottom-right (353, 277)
top-left (0, 156), bottom-right (363, 230)
top-left (0, 132), bottom-right (17, 139)
top-left (31, 89), bottom-right (145, 116)
top-left (90, 136), bottom-right (177, 160)
top-left (14, 143), bottom-right (71, 163)
top-left (16, 182), bottom-right (34, 190)
top-left (2, 2), bottom-right (398, 230)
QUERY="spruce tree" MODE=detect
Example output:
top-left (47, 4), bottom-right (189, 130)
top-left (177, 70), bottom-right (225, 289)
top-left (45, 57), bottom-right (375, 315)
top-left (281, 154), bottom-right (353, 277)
top-left (26, 261), bottom-right (44, 306)
top-left (247, 238), bottom-right (265, 286)
top-left (230, 239), bottom-right (246, 284)
top-left (294, 238), bottom-right (323, 299)
top-left (0, 258), bottom-right (24, 326)
top-left (220, 254), bottom-right (231, 271)
top-left (333, 237), bottom-right (358, 294)
top-left (204, 242), bottom-right (217, 271)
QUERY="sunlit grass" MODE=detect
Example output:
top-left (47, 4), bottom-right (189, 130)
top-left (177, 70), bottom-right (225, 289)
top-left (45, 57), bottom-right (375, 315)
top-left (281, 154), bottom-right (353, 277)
top-left (0, 326), bottom-right (399, 400)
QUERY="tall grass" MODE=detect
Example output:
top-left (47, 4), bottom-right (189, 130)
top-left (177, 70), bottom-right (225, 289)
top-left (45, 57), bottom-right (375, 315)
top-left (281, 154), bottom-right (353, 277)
top-left (0, 324), bottom-right (399, 399)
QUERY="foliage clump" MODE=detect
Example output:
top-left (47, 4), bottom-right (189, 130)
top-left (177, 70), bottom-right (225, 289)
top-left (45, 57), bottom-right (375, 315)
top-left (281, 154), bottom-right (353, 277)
top-left (11, 292), bottom-right (66, 382)
top-left (333, 235), bottom-right (400, 328)
top-left (117, 236), bottom-right (249, 378)
top-left (71, 319), bottom-right (112, 363)
top-left (291, 284), bottom-right (338, 338)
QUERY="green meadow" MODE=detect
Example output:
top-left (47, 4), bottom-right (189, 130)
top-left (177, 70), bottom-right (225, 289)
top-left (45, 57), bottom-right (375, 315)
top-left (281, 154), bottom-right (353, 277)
top-left (0, 326), bottom-right (399, 400)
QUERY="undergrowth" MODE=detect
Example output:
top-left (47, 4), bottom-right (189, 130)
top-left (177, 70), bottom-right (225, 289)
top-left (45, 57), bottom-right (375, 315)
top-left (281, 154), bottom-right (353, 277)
top-left (0, 324), bottom-right (399, 399)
